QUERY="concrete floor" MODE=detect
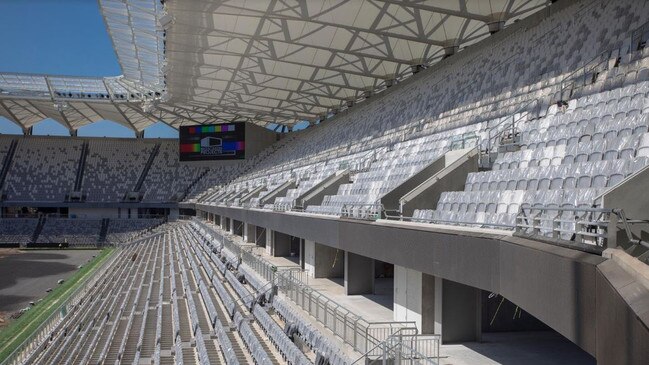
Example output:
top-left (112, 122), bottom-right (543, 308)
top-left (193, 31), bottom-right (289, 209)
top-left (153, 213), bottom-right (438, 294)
top-left (256, 250), bottom-right (300, 268)
top-left (439, 331), bottom-right (595, 365)
top-left (248, 243), bottom-right (395, 322)
top-left (0, 249), bottom-right (100, 312)
top-left (307, 277), bottom-right (395, 322)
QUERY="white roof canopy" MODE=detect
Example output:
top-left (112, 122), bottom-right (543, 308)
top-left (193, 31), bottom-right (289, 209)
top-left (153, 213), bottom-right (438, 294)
top-left (0, 0), bottom-right (548, 132)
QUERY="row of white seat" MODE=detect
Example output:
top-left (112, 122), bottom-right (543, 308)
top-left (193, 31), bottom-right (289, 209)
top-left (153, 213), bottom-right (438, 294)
top-left (468, 158), bottom-right (643, 192)
top-left (520, 114), bottom-right (648, 149)
top-left (438, 188), bottom-right (603, 215)
top-left (494, 135), bottom-right (648, 171)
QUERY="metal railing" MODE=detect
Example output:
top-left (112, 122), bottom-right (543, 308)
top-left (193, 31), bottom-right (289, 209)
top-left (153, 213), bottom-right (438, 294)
top-left (449, 132), bottom-right (479, 151)
top-left (274, 269), bottom-right (417, 354)
top-left (351, 329), bottom-right (441, 365)
top-left (480, 98), bottom-right (539, 168)
top-left (558, 47), bottom-right (618, 102)
top-left (272, 202), bottom-right (294, 212)
top-left (240, 248), bottom-right (302, 284)
top-left (365, 324), bottom-right (418, 356)
top-left (346, 146), bottom-right (390, 174)
top-left (631, 20), bottom-right (649, 52)
top-left (341, 203), bottom-right (384, 220)
top-left (515, 205), bottom-right (649, 254)
top-left (383, 212), bottom-right (515, 230)
top-left (515, 206), bottom-right (623, 250)
top-left (192, 218), bottom-right (418, 354)
top-left (385, 333), bottom-right (441, 364)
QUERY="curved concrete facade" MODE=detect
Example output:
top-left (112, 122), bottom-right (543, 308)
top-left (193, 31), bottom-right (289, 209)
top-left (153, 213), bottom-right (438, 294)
top-left (196, 203), bottom-right (649, 364)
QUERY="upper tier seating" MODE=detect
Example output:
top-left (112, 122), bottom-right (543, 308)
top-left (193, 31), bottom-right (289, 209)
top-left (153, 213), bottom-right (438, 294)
top-left (82, 139), bottom-right (157, 202)
top-left (4, 137), bottom-right (82, 201)
top-left (141, 142), bottom-right (208, 202)
top-left (416, 79), bottom-right (649, 231)
top-left (305, 124), bottom-right (484, 217)
top-left (0, 136), bottom-right (216, 203)
top-left (196, 0), bottom-right (649, 241)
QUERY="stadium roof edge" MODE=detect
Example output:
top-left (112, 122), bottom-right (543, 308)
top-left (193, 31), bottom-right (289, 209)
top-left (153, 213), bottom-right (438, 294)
top-left (0, 0), bottom-right (551, 132)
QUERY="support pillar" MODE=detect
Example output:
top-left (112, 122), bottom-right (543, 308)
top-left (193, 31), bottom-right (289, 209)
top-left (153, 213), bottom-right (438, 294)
top-left (265, 229), bottom-right (273, 256)
top-left (243, 223), bottom-right (256, 243)
top-left (441, 279), bottom-right (482, 343)
top-left (344, 251), bottom-right (374, 295)
top-left (304, 240), bottom-right (344, 278)
top-left (266, 230), bottom-right (291, 257)
top-left (393, 266), bottom-right (437, 334)
top-left (393, 270), bottom-right (481, 340)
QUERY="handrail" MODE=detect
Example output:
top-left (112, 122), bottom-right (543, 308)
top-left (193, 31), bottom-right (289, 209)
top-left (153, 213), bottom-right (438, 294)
top-left (190, 218), bottom-right (419, 354)
top-left (383, 211), bottom-right (515, 229)
top-left (351, 328), bottom-right (440, 364)
top-left (482, 98), bottom-right (538, 160)
top-left (341, 203), bottom-right (384, 220)
top-left (559, 47), bottom-right (618, 101)
top-left (450, 132), bottom-right (479, 151)
top-left (513, 206), bottom-right (649, 252)
top-left (349, 146), bottom-right (388, 173)
top-left (614, 209), bottom-right (649, 250)
top-left (350, 332), bottom-right (404, 364)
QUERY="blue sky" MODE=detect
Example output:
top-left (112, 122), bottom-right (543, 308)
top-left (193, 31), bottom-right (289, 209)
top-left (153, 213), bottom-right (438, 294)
top-left (0, 0), bottom-right (177, 138)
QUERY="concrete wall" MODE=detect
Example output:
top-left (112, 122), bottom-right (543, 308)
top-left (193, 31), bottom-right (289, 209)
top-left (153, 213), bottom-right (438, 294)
top-left (601, 165), bottom-right (649, 250)
top-left (400, 148), bottom-right (479, 217)
top-left (382, 156), bottom-right (446, 212)
top-left (394, 267), bottom-right (478, 339)
top-left (261, 180), bottom-right (296, 206)
top-left (244, 222), bottom-right (256, 243)
top-left (595, 250), bottom-right (649, 365)
top-left (601, 166), bottom-right (649, 218)
top-left (197, 204), bottom-right (604, 356)
top-left (245, 123), bottom-right (279, 158)
top-left (441, 279), bottom-right (481, 343)
top-left (301, 172), bottom-right (351, 208)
